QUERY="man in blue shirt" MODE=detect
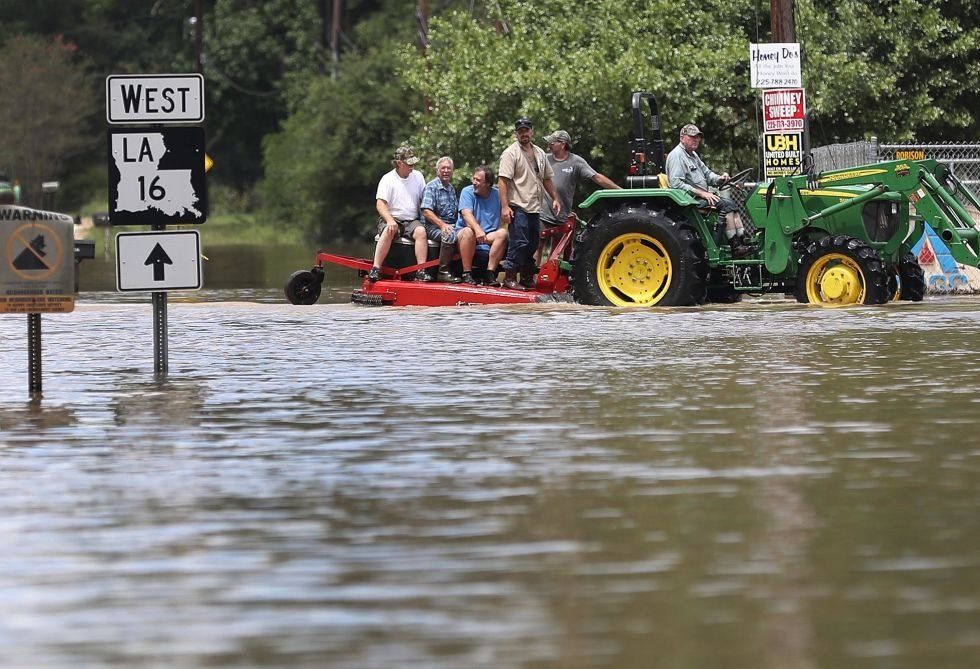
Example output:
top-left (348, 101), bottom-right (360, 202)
top-left (456, 165), bottom-right (508, 285)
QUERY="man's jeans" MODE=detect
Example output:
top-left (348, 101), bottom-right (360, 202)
top-left (502, 206), bottom-right (539, 272)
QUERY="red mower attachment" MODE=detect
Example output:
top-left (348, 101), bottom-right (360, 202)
top-left (284, 216), bottom-right (577, 307)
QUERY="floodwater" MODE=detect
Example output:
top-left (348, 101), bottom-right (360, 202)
top-left (1, 282), bottom-right (979, 668)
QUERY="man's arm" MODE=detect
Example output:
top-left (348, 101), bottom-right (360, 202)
top-left (422, 207), bottom-right (451, 231)
top-left (591, 173), bottom-right (620, 190)
top-left (376, 198), bottom-right (397, 225)
top-left (543, 178), bottom-right (560, 216)
top-left (460, 209), bottom-right (486, 243)
top-left (498, 177), bottom-right (513, 226)
top-left (666, 153), bottom-right (719, 204)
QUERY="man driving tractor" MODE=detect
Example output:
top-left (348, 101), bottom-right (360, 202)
top-left (665, 123), bottom-right (756, 258)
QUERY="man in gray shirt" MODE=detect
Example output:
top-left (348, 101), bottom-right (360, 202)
top-left (666, 123), bottom-right (754, 257)
top-left (537, 130), bottom-right (620, 264)
top-left (539, 129), bottom-right (620, 227)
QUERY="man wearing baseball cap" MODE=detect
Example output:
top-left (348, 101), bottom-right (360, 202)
top-left (367, 145), bottom-right (430, 282)
top-left (665, 124), bottom-right (755, 258)
top-left (539, 129), bottom-right (620, 254)
top-left (497, 117), bottom-right (561, 290)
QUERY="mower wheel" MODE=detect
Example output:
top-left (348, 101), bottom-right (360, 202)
top-left (285, 269), bottom-right (323, 305)
top-left (795, 235), bottom-right (890, 306)
top-left (895, 252), bottom-right (926, 301)
top-left (572, 204), bottom-right (707, 306)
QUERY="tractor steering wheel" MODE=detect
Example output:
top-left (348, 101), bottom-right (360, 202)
top-left (719, 168), bottom-right (754, 190)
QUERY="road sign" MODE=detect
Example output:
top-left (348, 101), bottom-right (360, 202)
top-left (108, 126), bottom-right (208, 226)
top-left (116, 230), bottom-right (202, 292)
top-left (763, 88), bottom-right (806, 132)
top-left (0, 206), bottom-right (75, 313)
top-left (106, 74), bottom-right (205, 124)
top-left (749, 43), bottom-right (802, 88)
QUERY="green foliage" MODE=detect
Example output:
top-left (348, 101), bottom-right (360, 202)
top-left (400, 0), bottom-right (762, 180)
top-left (798, 0), bottom-right (980, 144)
top-left (0, 34), bottom-right (99, 206)
top-left (258, 45), bottom-right (415, 242)
top-left (204, 0), bottom-right (326, 189)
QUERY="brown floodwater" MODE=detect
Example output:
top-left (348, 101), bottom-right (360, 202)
top-left (1, 283), bottom-right (978, 668)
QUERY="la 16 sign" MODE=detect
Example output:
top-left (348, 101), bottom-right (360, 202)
top-left (106, 74), bottom-right (204, 124)
top-left (108, 126), bottom-right (208, 226)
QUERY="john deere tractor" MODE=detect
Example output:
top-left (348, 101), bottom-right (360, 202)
top-left (571, 91), bottom-right (980, 306)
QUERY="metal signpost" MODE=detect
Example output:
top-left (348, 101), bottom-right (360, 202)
top-left (105, 73), bottom-right (207, 377)
top-left (0, 206), bottom-right (76, 396)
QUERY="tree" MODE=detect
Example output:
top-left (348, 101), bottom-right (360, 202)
top-left (258, 35), bottom-right (414, 241)
top-left (0, 34), bottom-right (98, 206)
top-left (399, 0), bottom-right (762, 183)
top-left (797, 0), bottom-right (980, 144)
top-left (204, 0), bottom-right (327, 189)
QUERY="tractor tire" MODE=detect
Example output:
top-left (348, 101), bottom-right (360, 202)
top-left (794, 235), bottom-right (890, 306)
top-left (896, 252), bottom-right (926, 301)
top-left (572, 204), bottom-right (707, 306)
top-left (284, 269), bottom-right (323, 305)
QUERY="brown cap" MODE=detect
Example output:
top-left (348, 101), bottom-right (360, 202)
top-left (680, 123), bottom-right (703, 137)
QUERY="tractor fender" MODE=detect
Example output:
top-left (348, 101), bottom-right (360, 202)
top-left (578, 188), bottom-right (697, 210)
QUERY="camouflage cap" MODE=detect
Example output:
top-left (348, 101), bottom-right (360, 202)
top-left (680, 123), bottom-right (703, 137)
top-left (393, 145), bottom-right (420, 165)
top-left (544, 130), bottom-right (572, 148)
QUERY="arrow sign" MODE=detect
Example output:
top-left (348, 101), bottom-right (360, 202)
top-left (145, 243), bottom-right (173, 280)
top-left (116, 230), bottom-right (201, 292)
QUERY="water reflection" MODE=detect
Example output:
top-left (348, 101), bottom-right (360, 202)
top-left (0, 296), bottom-right (978, 667)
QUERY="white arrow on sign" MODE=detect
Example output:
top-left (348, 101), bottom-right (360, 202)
top-left (116, 230), bottom-right (202, 292)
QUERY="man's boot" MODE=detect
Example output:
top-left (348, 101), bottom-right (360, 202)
top-left (519, 263), bottom-right (537, 289)
top-left (728, 235), bottom-right (753, 259)
top-left (502, 270), bottom-right (524, 291)
top-left (436, 244), bottom-right (460, 283)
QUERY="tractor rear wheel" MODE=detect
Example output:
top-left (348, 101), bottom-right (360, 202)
top-left (572, 204), bottom-right (707, 306)
top-left (896, 252), bottom-right (926, 301)
top-left (794, 235), bottom-right (890, 306)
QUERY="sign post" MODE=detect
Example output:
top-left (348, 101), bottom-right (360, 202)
top-left (106, 73), bottom-right (207, 378)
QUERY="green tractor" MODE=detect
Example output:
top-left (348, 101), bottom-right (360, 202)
top-left (571, 91), bottom-right (980, 306)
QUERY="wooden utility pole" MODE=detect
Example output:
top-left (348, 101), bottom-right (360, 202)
top-left (416, 0), bottom-right (429, 53)
top-left (194, 0), bottom-right (203, 73)
top-left (771, 0), bottom-right (795, 42)
top-left (331, 0), bottom-right (342, 79)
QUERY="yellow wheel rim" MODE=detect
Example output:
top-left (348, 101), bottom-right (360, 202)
top-left (805, 253), bottom-right (866, 305)
top-left (596, 233), bottom-right (671, 306)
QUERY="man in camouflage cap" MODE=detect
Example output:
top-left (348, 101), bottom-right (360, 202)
top-left (367, 145), bottom-right (431, 282)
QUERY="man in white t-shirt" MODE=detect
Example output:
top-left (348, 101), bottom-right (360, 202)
top-left (367, 145), bottom-right (431, 282)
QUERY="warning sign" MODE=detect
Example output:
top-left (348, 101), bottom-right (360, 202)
top-left (764, 132), bottom-right (804, 179)
top-left (0, 206), bottom-right (75, 313)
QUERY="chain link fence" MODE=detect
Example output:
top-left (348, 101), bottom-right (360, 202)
top-left (810, 139), bottom-right (980, 211)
